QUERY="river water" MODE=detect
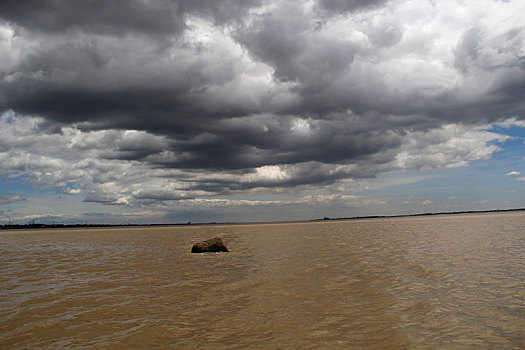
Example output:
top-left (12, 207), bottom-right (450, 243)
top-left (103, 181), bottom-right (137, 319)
top-left (1, 212), bottom-right (524, 349)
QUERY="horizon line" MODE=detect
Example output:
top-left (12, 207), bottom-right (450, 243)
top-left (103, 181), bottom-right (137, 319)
top-left (2, 207), bottom-right (524, 230)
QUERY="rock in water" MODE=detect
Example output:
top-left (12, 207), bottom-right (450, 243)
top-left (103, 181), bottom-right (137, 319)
top-left (191, 237), bottom-right (229, 253)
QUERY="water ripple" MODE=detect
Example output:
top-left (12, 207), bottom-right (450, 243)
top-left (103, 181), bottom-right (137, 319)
top-left (1, 213), bottom-right (524, 349)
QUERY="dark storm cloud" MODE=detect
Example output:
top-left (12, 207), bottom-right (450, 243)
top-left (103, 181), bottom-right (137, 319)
top-left (0, 0), bottom-right (261, 35)
top-left (317, 0), bottom-right (390, 14)
top-left (1, 0), bottom-right (525, 198)
top-left (178, 162), bottom-right (354, 193)
top-left (132, 190), bottom-right (194, 202)
top-left (234, 4), bottom-right (358, 94)
top-left (82, 192), bottom-right (126, 205)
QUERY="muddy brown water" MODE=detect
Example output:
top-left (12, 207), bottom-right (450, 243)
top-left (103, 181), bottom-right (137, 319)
top-left (1, 212), bottom-right (524, 349)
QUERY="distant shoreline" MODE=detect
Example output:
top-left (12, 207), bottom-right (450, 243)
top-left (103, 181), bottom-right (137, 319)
top-left (312, 207), bottom-right (525, 222)
top-left (1, 207), bottom-right (524, 230)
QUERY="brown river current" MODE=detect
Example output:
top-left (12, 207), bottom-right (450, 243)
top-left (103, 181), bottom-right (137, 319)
top-left (1, 212), bottom-right (524, 349)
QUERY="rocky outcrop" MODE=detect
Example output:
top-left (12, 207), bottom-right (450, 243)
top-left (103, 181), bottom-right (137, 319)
top-left (191, 237), bottom-right (229, 253)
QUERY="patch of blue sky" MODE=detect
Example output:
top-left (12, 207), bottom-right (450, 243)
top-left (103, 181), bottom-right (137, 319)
top-left (0, 176), bottom-right (85, 200)
top-left (488, 124), bottom-right (524, 156)
top-left (63, 182), bottom-right (80, 192)
top-left (481, 125), bottom-right (524, 175)
top-left (388, 162), bottom-right (519, 192)
top-left (489, 124), bottom-right (525, 139)
top-left (0, 174), bottom-right (36, 195)
top-left (362, 125), bottom-right (524, 207)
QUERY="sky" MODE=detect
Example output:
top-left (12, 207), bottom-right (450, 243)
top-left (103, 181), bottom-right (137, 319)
top-left (0, 0), bottom-right (524, 224)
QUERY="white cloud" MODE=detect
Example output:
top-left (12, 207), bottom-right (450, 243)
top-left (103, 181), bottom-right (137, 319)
top-left (394, 124), bottom-right (509, 171)
top-left (507, 171), bottom-right (521, 176)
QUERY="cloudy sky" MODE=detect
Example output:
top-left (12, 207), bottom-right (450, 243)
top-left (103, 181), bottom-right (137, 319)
top-left (1, 0), bottom-right (524, 224)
